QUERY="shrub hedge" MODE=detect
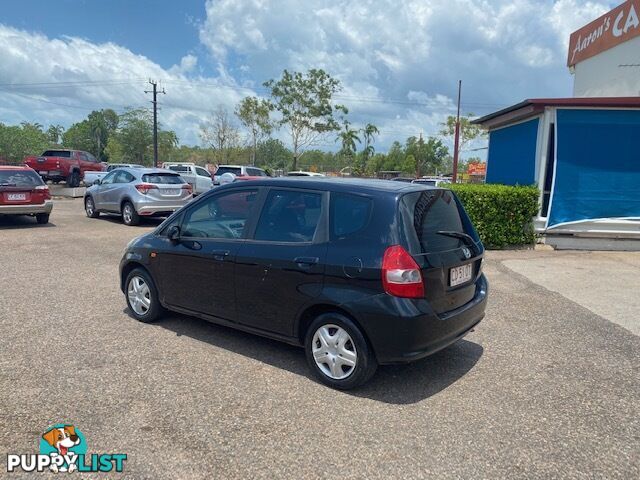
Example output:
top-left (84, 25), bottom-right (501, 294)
top-left (448, 183), bottom-right (540, 249)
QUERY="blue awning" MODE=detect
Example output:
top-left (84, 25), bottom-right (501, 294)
top-left (486, 118), bottom-right (539, 186)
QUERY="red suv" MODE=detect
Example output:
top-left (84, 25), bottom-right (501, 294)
top-left (0, 166), bottom-right (53, 224)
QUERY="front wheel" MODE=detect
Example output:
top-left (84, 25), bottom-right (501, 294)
top-left (122, 201), bottom-right (140, 226)
top-left (305, 313), bottom-right (377, 390)
top-left (125, 268), bottom-right (164, 322)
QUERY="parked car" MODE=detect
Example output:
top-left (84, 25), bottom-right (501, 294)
top-left (213, 165), bottom-right (268, 185)
top-left (0, 166), bottom-right (53, 224)
top-left (84, 164), bottom-right (144, 186)
top-left (84, 168), bottom-right (193, 226)
top-left (119, 177), bottom-right (488, 389)
top-left (412, 177), bottom-right (451, 187)
top-left (162, 163), bottom-right (213, 195)
top-left (286, 171), bottom-right (326, 177)
top-left (24, 149), bottom-right (105, 187)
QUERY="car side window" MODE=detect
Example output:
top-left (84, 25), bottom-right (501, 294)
top-left (100, 171), bottom-right (117, 185)
top-left (195, 167), bottom-right (210, 177)
top-left (181, 189), bottom-right (259, 239)
top-left (331, 193), bottom-right (372, 238)
top-left (254, 189), bottom-right (322, 243)
top-left (114, 171), bottom-right (134, 183)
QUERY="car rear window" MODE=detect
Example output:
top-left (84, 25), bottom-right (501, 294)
top-left (42, 150), bottom-right (71, 157)
top-left (0, 170), bottom-right (44, 186)
top-left (400, 189), bottom-right (480, 253)
top-left (142, 173), bottom-right (185, 184)
top-left (216, 166), bottom-right (241, 176)
top-left (331, 193), bottom-right (372, 237)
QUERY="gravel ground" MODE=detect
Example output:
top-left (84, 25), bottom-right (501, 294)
top-left (1, 199), bottom-right (638, 479)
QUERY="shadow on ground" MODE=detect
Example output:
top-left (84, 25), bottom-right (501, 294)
top-left (91, 214), bottom-right (164, 227)
top-left (148, 310), bottom-right (483, 405)
top-left (0, 216), bottom-right (56, 229)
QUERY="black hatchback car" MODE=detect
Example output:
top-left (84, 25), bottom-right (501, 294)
top-left (120, 177), bottom-right (488, 389)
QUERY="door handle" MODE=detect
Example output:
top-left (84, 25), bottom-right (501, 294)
top-left (294, 256), bottom-right (319, 268)
top-left (211, 249), bottom-right (230, 261)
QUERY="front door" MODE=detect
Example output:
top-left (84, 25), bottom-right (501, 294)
top-left (154, 187), bottom-right (261, 321)
top-left (235, 188), bottom-right (328, 336)
top-left (93, 170), bottom-right (119, 211)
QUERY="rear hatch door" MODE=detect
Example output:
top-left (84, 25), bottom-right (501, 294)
top-left (0, 169), bottom-right (48, 205)
top-left (399, 188), bottom-right (484, 314)
top-left (141, 172), bottom-right (190, 201)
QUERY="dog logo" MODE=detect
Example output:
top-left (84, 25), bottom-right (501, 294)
top-left (41, 425), bottom-right (82, 472)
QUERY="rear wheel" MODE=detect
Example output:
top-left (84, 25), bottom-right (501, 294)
top-left (84, 196), bottom-right (100, 218)
top-left (122, 201), bottom-right (140, 226)
top-left (125, 268), bottom-right (163, 322)
top-left (305, 313), bottom-right (377, 390)
top-left (66, 170), bottom-right (80, 188)
top-left (35, 213), bottom-right (50, 224)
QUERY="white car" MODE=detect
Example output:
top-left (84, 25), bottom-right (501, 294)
top-left (213, 165), bottom-right (269, 184)
top-left (286, 171), bottom-right (326, 177)
top-left (162, 163), bottom-right (213, 195)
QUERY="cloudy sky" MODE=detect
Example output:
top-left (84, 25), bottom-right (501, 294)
top-left (0, 0), bottom-right (614, 155)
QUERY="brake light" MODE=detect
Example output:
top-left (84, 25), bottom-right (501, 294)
top-left (135, 183), bottom-right (158, 194)
top-left (35, 184), bottom-right (51, 200)
top-left (182, 183), bottom-right (193, 194)
top-left (381, 245), bottom-right (424, 298)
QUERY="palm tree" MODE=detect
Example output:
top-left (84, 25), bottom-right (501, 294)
top-left (337, 121), bottom-right (361, 159)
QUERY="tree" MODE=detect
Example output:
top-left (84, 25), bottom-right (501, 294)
top-left (199, 106), bottom-right (240, 164)
top-left (235, 96), bottom-right (274, 166)
top-left (264, 69), bottom-right (347, 170)
top-left (62, 109), bottom-right (119, 161)
top-left (383, 141), bottom-right (405, 171)
top-left (440, 114), bottom-right (486, 153)
top-left (357, 123), bottom-right (379, 176)
top-left (111, 108), bottom-right (154, 164)
top-left (256, 138), bottom-right (292, 171)
top-left (158, 130), bottom-right (179, 163)
top-left (46, 125), bottom-right (65, 145)
top-left (405, 135), bottom-right (449, 177)
top-left (0, 122), bottom-right (50, 163)
top-left (337, 121), bottom-right (361, 158)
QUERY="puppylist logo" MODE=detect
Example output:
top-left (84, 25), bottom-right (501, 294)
top-left (6, 424), bottom-right (127, 473)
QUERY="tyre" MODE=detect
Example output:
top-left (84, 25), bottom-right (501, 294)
top-left (122, 201), bottom-right (140, 226)
top-left (35, 213), bottom-right (50, 224)
top-left (125, 268), bottom-right (164, 323)
top-left (84, 196), bottom-right (100, 218)
top-left (304, 312), bottom-right (378, 390)
top-left (66, 170), bottom-right (80, 188)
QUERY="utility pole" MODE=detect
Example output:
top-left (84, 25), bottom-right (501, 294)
top-left (452, 80), bottom-right (462, 183)
top-left (145, 80), bottom-right (165, 167)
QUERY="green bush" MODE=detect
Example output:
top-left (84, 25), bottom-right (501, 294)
top-left (448, 183), bottom-right (540, 249)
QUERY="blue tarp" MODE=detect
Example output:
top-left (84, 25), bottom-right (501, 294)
top-left (548, 109), bottom-right (640, 227)
top-left (486, 118), bottom-right (539, 185)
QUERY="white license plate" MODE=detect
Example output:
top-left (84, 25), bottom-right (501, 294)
top-left (450, 263), bottom-right (473, 287)
top-left (7, 193), bottom-right (27, 201)
top-left (162, 189), bottom-right (180, 195)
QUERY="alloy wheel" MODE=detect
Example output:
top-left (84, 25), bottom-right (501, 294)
top-left (123, 205), bottom-right (133, 224)
top-left (127, 276), bottom-right (151, 316)
top-left (311, 324), bottom-right (357, 380)
top-left (85, 198), bottom-right (94, 216)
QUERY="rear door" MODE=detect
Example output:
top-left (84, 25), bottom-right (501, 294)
top-left (399, 189), bottom-right (484, 314)
top-left (235, 187), bottom-right (328, 336)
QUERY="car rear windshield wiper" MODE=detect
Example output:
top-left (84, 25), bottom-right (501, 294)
top-left (0, 183), bottom-right (17, 187)
top-left (436, 230), bottom-right (476, 247)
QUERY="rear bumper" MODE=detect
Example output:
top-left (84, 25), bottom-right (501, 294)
top-left (0, 200), bottom-right (53, 215)
top-left (135, 202), bottom-right (190, 216)
top-left (348, 274), bottom-right (489, 364)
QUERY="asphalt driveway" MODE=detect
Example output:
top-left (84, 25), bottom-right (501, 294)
top-left (1, 199), bottom-right (638, 478)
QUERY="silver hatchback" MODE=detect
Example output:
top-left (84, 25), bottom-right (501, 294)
top-left (84, 168), bottom-right (193, 226)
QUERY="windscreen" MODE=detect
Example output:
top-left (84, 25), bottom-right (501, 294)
top-left (0, 170), bottom-right (45, 186)
top-left (142, 173), bottom-right (185, 184)
top-left (42, 150), bottom-right (72, 157)
top-left (400, 189), bottom-right (480, 254)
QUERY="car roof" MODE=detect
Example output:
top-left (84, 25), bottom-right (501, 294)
top-left (217, 176), bottom-right (437, 194)
top-left (0, 165), bottom-right (33, 170)
top-left (117, 167), bottom-right (178, 175)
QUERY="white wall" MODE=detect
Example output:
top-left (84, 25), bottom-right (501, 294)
top-left (573, 36), bottom-right (640, 97)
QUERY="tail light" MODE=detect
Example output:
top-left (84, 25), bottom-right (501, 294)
top-left (382, 245), bottom-right (424, 298)
top-left (35, 184), bottom-right (51, 200)
top-left (182, 184), bottom-right (193, 194)
top-left (135, 183), bottom-right (158, 194)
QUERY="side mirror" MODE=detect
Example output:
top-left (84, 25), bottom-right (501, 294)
top-left (93, 179), bottom-right (101, 185)
top-left (167, 225), bottom-right (181, 243)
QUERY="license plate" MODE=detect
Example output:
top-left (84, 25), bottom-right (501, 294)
top-left (450, 263), bottom-right (473, 287)
top-left (162, 189), bottom-right (180, 195)
top-left (7, 193), bottom-right (27, 201)
top-left (39, 171), bottom-right (48, 175)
